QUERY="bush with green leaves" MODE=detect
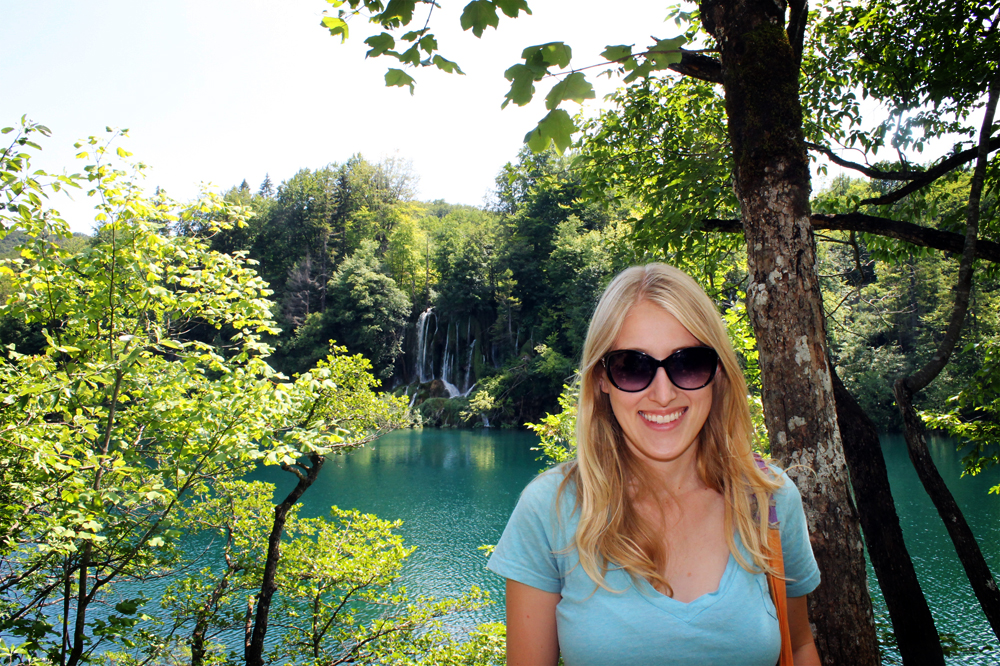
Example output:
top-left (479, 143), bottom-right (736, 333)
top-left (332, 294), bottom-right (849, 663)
top-left (0, 126), bottom-right (483, 665)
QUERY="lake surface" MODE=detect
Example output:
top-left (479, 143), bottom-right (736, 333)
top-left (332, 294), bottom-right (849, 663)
top-left (253, 429), bottom-right (1000, 663)
top-left (870, 434), bottom-right (1000, 664)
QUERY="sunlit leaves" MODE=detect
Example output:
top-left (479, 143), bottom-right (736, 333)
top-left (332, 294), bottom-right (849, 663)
top-left (381, 0), bottom-right (417, 27)
top-left (524, 109), bottom-right (574, 154)
top-left (502, 64), bottom-right (541, 108)
top-left (545, 72), bottom-right (595, 110)
top-left (385, 67), bottom-right (416, 94)
top-left (432, 54), bottom-right (464, 74)
top-left (601, 44), bottom-right (633, 62)
top-left (364, 32), bottom-right (395, 57)
top-left (460, 0), bottom-right (500, 37)
top-left (322, 15), bottom-right (349, 42)
top-left (576, 75), bottom-right (737, 259)
top-left (0, 134), bottom-right (407, 660)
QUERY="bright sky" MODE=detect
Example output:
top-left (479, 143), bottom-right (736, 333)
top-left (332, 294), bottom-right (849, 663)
top-left (4, 0), bottom-right (681, 233)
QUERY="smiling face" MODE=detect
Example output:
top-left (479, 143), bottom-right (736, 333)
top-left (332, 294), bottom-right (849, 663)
top-left (599, 300), bottom-right (715, 475)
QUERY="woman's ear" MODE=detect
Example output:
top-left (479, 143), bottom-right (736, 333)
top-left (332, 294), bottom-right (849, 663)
top-left (599, 374), bottom-right (609, 394)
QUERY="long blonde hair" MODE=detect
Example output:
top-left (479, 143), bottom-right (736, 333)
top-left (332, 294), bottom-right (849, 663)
top-left (561, 263), bottom-right (781, 595)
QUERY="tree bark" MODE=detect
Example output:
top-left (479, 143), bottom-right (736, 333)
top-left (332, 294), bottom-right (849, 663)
top-left (245, 454), bottom-right (326, 666)
top-left (699, 1), bottom-right (879, 662)
top-left (831, 365), bottom-right (944, 664)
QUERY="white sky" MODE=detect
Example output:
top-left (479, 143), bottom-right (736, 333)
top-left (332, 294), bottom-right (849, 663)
top-left (3, 0), bottom-right (681, 233)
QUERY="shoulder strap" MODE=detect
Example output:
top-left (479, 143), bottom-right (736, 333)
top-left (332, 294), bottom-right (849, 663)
top-left (754, 454), bottom-right (794, 666)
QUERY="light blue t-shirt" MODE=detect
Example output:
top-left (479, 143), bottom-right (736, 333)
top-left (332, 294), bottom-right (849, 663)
top-left (487, 466), bottom-right (820, 666)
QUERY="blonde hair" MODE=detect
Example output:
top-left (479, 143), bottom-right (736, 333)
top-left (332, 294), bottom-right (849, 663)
top-left (560, 263), bottom-right (781, 595)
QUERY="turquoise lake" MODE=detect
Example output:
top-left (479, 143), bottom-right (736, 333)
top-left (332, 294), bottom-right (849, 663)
top-left (251, 429), bottom-right (1000, 664)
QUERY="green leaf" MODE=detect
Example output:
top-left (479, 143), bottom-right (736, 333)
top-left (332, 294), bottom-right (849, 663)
top-left (522, 41), bottom-right (572, 69)
top-left (432, 55), bottom-right (465, 75)
top-left (495, 0), bottom-right (531, 18)
top-left (460, 0), bottom-right (500, 38)
top-left (622, 59), bottom-right (653, 83)
top-left (384, 68), bottom-right (416, 94)
top-left (647, 36), bottom-right (686, 69)
top-left (601, 44), bottom-right (633, 62)
top-left (397, 45), bottom-right (421, 66)
top-left (364, 32), bottom-right (395, 57)
top-left (418, 34), bottom-right (438, 53)
top-left (381, 0), bottom-right (417, 26)
top-left (524, 109), bottom-right (575, 154)
top-left (322, 16), bottom-right (349, 42)
top-left (544, 72), bottom-right (595, 110)
top-left (502, 63), bottom-right (539, 108)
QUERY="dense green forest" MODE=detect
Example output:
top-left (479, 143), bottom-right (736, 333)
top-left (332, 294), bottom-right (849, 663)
top-left (4, 147), bottom-right (974, 436)
top-left (175, 155), bottom-right (1000, 434)
top-left (3, 136), bottom-right (996, 436)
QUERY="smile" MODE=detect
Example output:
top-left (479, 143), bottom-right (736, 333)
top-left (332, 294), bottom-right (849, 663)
top-left (639, 409), bottom-right (686, 424)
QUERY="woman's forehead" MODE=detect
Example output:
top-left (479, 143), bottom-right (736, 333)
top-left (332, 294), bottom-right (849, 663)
top-left (614, 300), bottom-right (702, 354)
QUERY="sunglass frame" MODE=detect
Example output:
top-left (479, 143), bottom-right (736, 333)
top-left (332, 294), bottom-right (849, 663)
top-left (601, 347), bottom-right (719, 393)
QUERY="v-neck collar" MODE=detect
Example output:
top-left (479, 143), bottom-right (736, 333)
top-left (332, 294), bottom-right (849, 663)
top-left (632, 552), bottom-right (738, 623)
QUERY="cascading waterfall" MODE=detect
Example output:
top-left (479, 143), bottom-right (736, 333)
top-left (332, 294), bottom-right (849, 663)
top-left (415, 308), bottom-right (435, 383)
top-left (463, 339), bottom-right (475, 395)
top-left (411, 311), bottom-right (478, 400)
top-left (441, 322), bottom-right (462, 398)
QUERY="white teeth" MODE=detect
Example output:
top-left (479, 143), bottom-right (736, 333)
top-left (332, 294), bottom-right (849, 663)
top-left (640, 410), bottom-right (684, 424)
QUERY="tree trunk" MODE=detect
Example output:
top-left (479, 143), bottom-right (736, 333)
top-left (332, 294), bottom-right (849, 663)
top-left (893, 71), bottom-right (1000, 644)
top-left (700, 1), bottom-right (879, 662)
top-left (245, 454), bottom-right (326, 666)
top-left (894, 385), bottom-right (1000, 641)
top-left (831, 365), bottom-right (944, 664)
top-left (191, 575), bottom-right (231, 666)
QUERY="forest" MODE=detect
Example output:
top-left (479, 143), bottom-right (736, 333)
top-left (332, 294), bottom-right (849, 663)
top-left (1, 0), bottom-right (999, 664)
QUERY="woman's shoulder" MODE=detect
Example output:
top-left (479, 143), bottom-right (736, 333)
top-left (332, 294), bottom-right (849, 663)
top-left (519, 462), bottom-right (577, 506)
top-left (754, 458), bottom-right (808, 520)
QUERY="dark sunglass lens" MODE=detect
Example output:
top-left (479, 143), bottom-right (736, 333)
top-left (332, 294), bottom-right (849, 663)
top-left (666, 347), bottom-right (718, 389)
top-left (607, 351), bottom-right (656, 391)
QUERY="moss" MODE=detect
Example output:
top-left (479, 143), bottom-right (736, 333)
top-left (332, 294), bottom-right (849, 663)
top-left (417, 396), bottom-right (474, 428)
top-left (724, 21), bottom-right (807, 191)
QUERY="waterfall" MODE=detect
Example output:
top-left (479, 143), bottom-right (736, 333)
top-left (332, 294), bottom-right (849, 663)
top-left (441, 323), bottom-right (452, 382)
top-left (463, 339), bottom-right (475, 394)
top-left (441, 322), bottom-right (461, 398)
top-left (415, 308), bottom-right (434, 383)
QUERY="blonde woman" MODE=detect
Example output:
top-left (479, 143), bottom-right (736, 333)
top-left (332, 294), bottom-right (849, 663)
top-left (488, 264), bottom-right (821, 665)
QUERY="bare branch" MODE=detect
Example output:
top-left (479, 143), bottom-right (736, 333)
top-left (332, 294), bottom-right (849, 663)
top-left (697, 214), bottom-right (1000, 263)
top-left (809, 136), bottom-right (1000, 207)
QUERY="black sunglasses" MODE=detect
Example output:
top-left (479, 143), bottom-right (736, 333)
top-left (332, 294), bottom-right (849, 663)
top-left (601, 347), bottom-right (719, 392)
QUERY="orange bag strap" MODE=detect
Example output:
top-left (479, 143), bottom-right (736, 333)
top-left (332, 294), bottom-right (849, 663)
top-left (755, 454), bottom-right (794, 666)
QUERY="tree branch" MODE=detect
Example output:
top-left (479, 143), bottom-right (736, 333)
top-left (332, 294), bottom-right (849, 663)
top-left (787, 0), bottom-right (809, 69)
top-left (805, 136), bottom-right (1000, 206)
top-left (667, 50), bottom-right (723, 84)
top-left (698, 214), bottom-right (1000, 263)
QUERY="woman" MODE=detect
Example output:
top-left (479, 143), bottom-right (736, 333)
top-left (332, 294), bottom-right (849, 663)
top-left (488, 264), bottom-right (821, 665)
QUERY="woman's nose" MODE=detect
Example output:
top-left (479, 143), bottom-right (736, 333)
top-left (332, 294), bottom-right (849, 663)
top-left (646, 366), bottom-right (677, 404)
